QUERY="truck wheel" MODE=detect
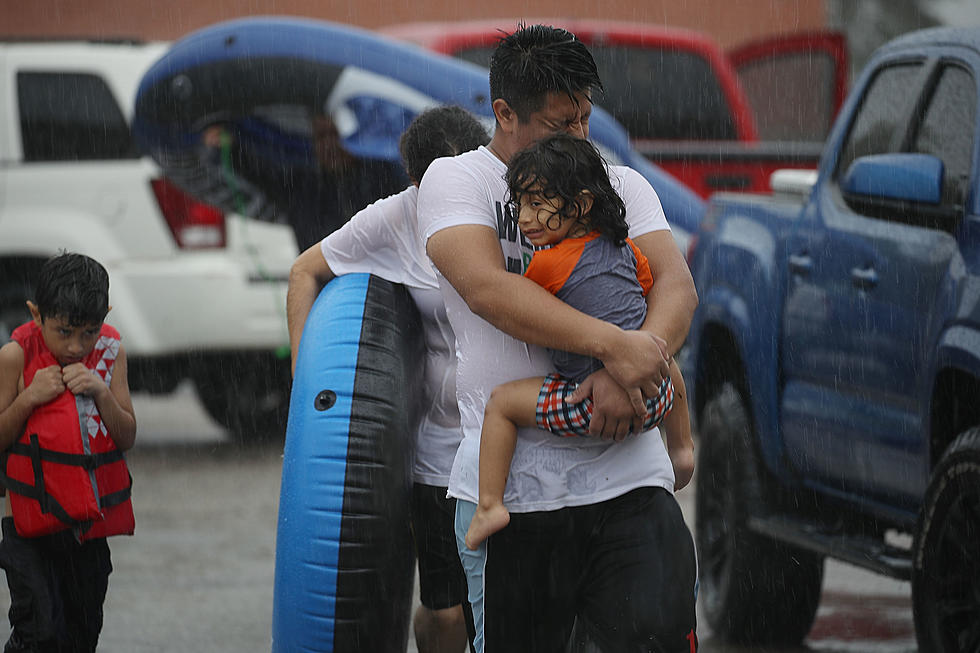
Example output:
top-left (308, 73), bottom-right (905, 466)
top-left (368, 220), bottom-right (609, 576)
top-left (193, 353), bottom-right (291, 441)
top-left (912, 427), bottom-right (980, 653)
top-left (697, 383), bottom-right (824, 645)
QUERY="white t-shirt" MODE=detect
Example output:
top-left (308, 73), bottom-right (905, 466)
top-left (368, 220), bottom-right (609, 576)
top-left (418, 146), bottom-right (676, 512)
top-left (321, 185), bottom-right (460, 487)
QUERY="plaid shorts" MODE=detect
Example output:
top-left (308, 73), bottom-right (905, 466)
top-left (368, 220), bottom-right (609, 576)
top-left (535, 373), bottom-right (675, 437)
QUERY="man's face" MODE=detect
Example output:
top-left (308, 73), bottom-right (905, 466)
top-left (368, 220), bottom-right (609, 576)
top-left (512, 90), bottom-right (592, 153)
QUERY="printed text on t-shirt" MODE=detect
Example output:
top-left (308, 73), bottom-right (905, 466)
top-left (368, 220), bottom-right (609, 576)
top-left (495, 201), bottom-right (534, 273)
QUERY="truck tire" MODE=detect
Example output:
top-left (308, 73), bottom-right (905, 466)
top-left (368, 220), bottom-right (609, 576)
top-left (912, 427), bottom-right (980, 653)
top-left (193, 353), bottom-right (291, 441)
top-left (697, 383), bottom-right (824, 645)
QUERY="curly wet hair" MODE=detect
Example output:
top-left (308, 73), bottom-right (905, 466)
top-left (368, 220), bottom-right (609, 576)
top-left (506, 133), bottom-right (628, 246)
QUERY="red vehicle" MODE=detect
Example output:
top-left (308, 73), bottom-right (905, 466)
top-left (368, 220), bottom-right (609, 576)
top-left (380, 20), bottom-right (847, 198)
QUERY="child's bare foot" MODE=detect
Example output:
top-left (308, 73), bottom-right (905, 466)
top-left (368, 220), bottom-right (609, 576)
top-left (465, 504), bottom-right (511, 550)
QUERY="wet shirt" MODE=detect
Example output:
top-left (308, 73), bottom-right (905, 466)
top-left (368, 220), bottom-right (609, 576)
top-left (321, 186), bottom-right (460, 487)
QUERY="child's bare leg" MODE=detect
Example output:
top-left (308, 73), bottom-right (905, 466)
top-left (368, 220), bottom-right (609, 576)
top-left (466, 377), bottom-right (544, 550)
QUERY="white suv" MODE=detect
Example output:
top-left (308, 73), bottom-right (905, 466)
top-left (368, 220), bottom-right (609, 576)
top-left (0, 40), bottom-right (298, 438)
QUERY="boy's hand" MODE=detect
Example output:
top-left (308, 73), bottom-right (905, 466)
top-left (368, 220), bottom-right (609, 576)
top-left (62, 363), bottom-right (107, 399)
top-left (26, 365), bottom-right (66, 406)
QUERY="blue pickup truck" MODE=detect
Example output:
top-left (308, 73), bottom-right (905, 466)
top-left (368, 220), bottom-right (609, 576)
top-left (684, 27), bottom-right (980, 650)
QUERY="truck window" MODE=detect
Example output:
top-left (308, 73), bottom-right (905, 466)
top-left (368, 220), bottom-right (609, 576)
top-left (736, 50), bottom-right (838, 141)
top-left (17, 72), bottom-right (137, 162)
top-left (591, 46), bottom-right (735, 141)
top-left (911, 65), bottom-right (976, 209)
top-left (836, 63), bottom-right (922, 179)
top-left (456, 44), bottom-right (736, 141)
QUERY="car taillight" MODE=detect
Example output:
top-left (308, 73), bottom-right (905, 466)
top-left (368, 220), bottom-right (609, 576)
top-left (151, 178), bottom-right (226, 249)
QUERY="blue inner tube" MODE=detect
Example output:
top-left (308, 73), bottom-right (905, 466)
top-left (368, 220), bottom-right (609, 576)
top-left (273, 273), bottom-right (423, 652)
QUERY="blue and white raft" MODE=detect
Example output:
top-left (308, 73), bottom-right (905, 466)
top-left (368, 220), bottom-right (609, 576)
top-left (131, 16), bottom-right (702, 235)
top-left (276, 273), bottom-right (423, 652)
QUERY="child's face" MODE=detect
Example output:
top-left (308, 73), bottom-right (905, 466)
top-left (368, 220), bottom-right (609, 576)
top-left (516, 185), bottom-right (581, 247)
top-left (35, 314), bottom-right (102, 367)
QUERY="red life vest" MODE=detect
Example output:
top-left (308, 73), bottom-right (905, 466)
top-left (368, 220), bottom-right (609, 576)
top-left (1, 321), bottom-right (134, 541)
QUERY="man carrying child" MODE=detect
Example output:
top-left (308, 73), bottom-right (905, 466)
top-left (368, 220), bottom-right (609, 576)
top-left (418, 23), bottom-right (700, 653)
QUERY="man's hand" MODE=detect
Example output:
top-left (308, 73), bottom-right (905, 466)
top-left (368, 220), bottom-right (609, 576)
top-left (598, 330), bottom-right (670, 415)
top-left (61, 363), bottom-right (107, 399)
top-left (569, 368), bottom-right (643, 440)
top-left (570, 327), bottom-right (672, 439)
top-left (25, 365), bottom-right (65, 406)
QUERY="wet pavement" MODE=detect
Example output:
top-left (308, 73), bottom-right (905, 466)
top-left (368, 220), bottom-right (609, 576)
top-left (0, 382), bottom-right (918, 652)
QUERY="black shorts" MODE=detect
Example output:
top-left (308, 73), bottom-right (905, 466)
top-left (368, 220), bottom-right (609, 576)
top-left (411, 483), bottom-right (468, 610)
top-left (0, 517), bottom-right (113, 653)
top-left (482, 487), bottom-right (698, 653)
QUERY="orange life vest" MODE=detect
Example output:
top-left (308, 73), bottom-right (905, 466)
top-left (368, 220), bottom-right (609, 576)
top-left (1, 321), bottom-right (134, 541)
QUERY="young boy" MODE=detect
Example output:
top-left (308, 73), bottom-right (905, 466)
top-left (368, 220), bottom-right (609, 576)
top-left (0, 252), bottom-right (136, 653)
top-left (464, 134), bottom-right (695, 550)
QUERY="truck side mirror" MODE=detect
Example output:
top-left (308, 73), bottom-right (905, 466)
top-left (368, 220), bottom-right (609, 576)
top-left (841, 153), bottom-right (944, 205)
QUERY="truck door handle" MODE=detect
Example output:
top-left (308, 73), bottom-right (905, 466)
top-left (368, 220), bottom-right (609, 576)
top-left (788, 253), bottom-right (812, 276)
top-left (850, 266), bottom-right (878, 290)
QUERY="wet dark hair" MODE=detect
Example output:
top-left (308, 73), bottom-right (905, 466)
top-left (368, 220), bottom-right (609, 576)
top-left (489, 23), bottom-right (603, 121)
top-left (34, 252), bottom-right (110, 326)
top-left (506, 133), bottom-right (628, 245)
top-left (399, 106), bottom-right (490, 183)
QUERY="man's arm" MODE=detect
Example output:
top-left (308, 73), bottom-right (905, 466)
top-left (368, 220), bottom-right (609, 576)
top-left (426, 224), bottom-right (666, 407)
top-left (286, 243), bottom-right (336, 376)
top-left (631, 229), bottom-right (698, 357)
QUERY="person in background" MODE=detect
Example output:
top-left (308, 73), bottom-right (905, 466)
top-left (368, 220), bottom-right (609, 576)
top-left (200, 110), bottom-right (406, 251)
top-left (287, 105), bottom-right (490, 653)
top-left (281, 111), bottom-right (407, 250)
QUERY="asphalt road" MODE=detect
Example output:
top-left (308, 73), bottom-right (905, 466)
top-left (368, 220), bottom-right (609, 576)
top-left (0, 382), bottom-right (917, 652)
